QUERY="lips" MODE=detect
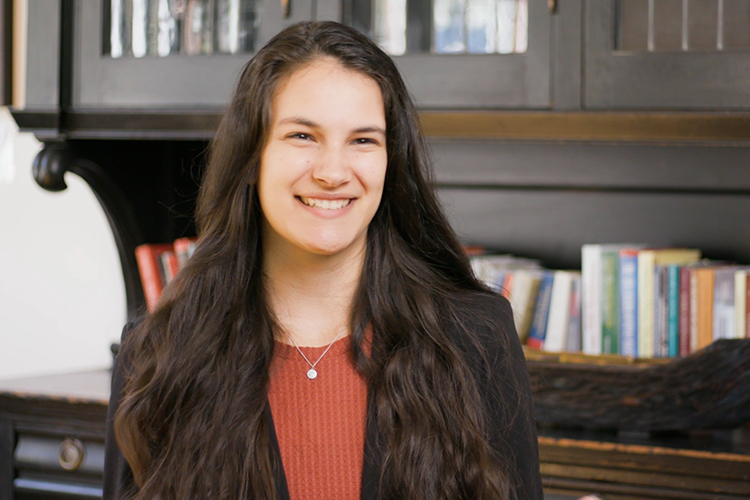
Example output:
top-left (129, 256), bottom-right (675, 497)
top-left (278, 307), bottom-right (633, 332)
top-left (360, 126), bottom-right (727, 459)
top-left (298, 196), bottom-right (353, 210)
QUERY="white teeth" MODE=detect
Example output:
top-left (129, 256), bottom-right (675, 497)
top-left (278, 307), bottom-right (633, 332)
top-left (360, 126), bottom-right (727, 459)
top-left (300, 197), bottom-right (351, 210)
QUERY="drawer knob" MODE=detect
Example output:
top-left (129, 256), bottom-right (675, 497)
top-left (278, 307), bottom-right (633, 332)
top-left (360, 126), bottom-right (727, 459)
top-left (58, 438), bottom-right (85, 471)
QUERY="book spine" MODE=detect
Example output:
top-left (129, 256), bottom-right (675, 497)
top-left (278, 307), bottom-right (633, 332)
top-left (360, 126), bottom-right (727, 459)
top-left (601, 251), bottom-right (620, 354)
top-left (581, 245), bottom-right (602, 355)
top-left (690, 269), bottom-right (700, 352)
top-left (637, 251), bottom-right (656, 358)
top-left (619, 250), bottom-right (639, 357)
top-left (735, 270), bottom-right (746, 339)
top-left (501, 272), bottom-right (514, 300)
top-left (678, 266), bottom-right (691, 357)
top-left (135, 243), bottom-right (172, 312)
top-left (713, 269), bottom-right (735, 341)
top-left (510, 272), bottom-right (541, 343)
top-left (526, 273), bottom-right (554, 350)
top-left (566, 274), bottom-right (583, 353)
top-left (696, 268), bottom-right (715, 350)
top-left (544, 272), bottom-right (573, 353)
top-left (667, 265), bottom-right (680, 357)
top-left (653, 265), bottom-right (668, 357)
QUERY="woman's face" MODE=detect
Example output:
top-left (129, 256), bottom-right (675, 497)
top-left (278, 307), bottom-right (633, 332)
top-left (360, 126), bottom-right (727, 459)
top-left (258, 58), bottom-right (387, 261)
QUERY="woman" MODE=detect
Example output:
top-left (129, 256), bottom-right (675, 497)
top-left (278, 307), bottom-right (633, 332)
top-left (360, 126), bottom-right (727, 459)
top-left (104, 21), bottom-right (542, 500)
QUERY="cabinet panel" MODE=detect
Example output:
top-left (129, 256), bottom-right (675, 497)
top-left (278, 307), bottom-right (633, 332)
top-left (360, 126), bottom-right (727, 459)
top-left (439, 188), bottom-right (750, 269)
top-left (74, 0), bottom-right (313, 108)
top-left (333, 0), bottom-right (552, 108)
top-left (584, 0), bottom-right (750, 110)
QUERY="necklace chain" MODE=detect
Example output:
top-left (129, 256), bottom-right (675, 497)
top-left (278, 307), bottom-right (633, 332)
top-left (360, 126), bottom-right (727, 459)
top-left (292, 329), bottom-right (345, 380)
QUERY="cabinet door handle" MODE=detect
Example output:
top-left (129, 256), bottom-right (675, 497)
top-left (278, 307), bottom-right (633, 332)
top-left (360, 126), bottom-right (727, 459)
top-left (58, 438), bottom-right (85, 471)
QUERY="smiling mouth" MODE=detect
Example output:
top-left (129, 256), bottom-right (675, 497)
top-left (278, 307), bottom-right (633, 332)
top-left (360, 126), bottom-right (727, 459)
top-left (298, 197), bottom-right (353, 210)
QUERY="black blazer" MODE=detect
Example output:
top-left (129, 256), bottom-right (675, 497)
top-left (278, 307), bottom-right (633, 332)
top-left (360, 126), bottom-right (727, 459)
top-left (103, 292), bottom-right (543, 499)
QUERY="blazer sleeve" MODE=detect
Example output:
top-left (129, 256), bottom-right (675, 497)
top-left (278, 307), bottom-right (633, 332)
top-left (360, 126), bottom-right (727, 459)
top-left (103, 322), bottom-right (137, 500)
top-left (464, 293), bottom-right (544, 500)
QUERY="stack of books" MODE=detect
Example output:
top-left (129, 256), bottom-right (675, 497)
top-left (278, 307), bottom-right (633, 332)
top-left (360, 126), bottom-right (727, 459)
top-left (470, 254), bottom-right (582, 353)
top-left (582, 244), bottom-right (749, 358)
top-left (470, 246), bottom-right (750, 358)
top-left (135, 237), bottom-right (197, 311)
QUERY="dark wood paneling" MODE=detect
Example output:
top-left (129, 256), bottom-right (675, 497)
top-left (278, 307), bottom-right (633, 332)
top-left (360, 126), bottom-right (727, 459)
top-left (438, 188), bottom-right (750, 269)
top-left (0, 419), bottom-right (12, 500)
top-left (552, 0), bottom-right (582, 109)
top-left (430, 140), bottom-right (750, 191)
top-left (420, 112), bottom-right (750, 141)
top-left (0, 0), bottom-right (12, 105)
top-left (584, 1), bottom-right (750, 110)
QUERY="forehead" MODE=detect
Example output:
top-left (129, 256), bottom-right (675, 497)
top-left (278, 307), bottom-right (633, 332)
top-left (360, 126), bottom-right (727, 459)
top-left (270, 58), bottom-right (385, 124)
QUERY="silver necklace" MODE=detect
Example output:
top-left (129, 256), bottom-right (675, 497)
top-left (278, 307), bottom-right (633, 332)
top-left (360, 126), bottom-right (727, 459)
top-left (292, 329), bottom-right (345, 380)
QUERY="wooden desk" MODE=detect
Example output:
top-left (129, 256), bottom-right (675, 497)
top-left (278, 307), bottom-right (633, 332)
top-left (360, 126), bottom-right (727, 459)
top-left (1, 371), bottom-right (749, 500)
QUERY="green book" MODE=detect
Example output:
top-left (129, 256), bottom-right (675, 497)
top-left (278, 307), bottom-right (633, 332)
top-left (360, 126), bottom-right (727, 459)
top-left (601, 249), bottom-right (620, 354)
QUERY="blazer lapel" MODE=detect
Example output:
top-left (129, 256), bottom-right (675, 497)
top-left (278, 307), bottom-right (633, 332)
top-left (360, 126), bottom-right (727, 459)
top-left (265, 403), bottom-right (291, 500)
top-left (361, 385), bottom-right (381, 500)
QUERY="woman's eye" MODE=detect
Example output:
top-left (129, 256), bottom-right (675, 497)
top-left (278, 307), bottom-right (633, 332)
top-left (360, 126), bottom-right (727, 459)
top-left (353, 138), bottom-right (378, 145)
top-left (289, 133), bottom-right (313, 141)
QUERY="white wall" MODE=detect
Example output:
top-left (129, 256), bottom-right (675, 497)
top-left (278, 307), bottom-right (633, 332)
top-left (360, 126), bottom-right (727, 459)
top-left (0, 108), bottom-right (127, 380)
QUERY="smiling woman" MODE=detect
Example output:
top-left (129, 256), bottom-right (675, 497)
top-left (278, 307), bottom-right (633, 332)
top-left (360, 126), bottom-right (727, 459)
top-left (104, 21), bottom-right (542, 500)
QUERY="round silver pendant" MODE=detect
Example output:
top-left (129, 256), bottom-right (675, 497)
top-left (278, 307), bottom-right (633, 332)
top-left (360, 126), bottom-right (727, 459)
top-left (307, 368), bottom-right (318, 380)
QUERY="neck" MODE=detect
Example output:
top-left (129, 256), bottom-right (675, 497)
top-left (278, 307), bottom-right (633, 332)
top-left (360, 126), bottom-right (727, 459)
top-left (263, 241), bottom-right (365, 347)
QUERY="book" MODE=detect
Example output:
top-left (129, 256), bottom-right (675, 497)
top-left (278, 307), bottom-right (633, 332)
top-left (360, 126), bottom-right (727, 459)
top-left (173, 236), bottom-right (197, 267)
top-left (601, 249), bottom-right (620, 354)
top-left (695, 267), bottom-right (715, 350)
top-left (713, 267), bottom-right (738, 341)
top-left (637, 249), bottom-right (701, 358)
top-left (583, 244), bottom-right (643, 356)
top-left (735, 270), bottom-right (747, 340)
top-left (666, 264), bottom-right (680, 357)
top-left (619, 248), bottom-right (640, 357)
top-left (508, 270), bottom-right (542, 343)
top-left (135, 243), bottom-right (174, 311)
top-left (566, 274), bottom-right (583, 353)
top-left (654, 265), bottom-right (673, 357)
top-left (160, 250), bottom-right (180, 284)
top-left (678, 266), bottom-right (692, 356)
top-left (526, 272), bottom-right (554, 350)
top-left (544, 271), bottom-right (578, 353)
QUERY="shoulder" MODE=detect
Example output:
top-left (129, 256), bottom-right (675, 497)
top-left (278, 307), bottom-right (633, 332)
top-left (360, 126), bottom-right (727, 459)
top-left (445, 291), bottom-right (518, 360)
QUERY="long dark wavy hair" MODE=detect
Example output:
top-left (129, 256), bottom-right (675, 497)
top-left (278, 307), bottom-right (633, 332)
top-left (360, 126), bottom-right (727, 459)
top-left (115, 21), bottom-right (519, 499)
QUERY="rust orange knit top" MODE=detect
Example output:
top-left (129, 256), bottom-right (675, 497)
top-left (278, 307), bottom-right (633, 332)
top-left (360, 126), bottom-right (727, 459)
top-left (268, 335), bottom-right (368, 500)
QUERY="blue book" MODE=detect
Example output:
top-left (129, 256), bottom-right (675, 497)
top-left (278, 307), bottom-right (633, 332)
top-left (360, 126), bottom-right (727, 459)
top-left (527, 272), bottom-right (554, 350)
top-left (667, 265), bottom-right (680, 357)
top-left (619, 249), bottom-right (639, 357)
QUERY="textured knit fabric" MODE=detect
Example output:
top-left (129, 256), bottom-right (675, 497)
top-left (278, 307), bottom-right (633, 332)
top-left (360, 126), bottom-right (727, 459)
top-left (268, 335), bottom-right (368, 500)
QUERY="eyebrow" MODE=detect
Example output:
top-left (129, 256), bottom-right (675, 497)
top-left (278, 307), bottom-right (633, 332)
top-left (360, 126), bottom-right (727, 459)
top-left (276, 116), bottom-right (386, 136)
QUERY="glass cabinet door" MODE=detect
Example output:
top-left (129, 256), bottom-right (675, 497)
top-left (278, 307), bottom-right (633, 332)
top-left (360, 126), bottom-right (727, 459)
top-left (321, 0), bottom-right (551, 108)
top-left (585, 0), bottom-right (750, 109)
top-left (75, 0), bottom-right (314, 108)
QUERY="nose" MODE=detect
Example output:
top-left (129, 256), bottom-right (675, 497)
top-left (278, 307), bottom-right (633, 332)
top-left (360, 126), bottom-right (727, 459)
top-left (312, 145), bottom-right (351, 188)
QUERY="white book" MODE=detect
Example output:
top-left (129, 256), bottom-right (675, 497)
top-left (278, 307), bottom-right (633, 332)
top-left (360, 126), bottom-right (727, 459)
top-left (581, 245), bottom-right (602, 355)
top-left (582, 244), bottom-right (640, 355)
top-left (544, 271), bottom-right (575, 353)
top-left (735, 270), bottom-right (747, 339)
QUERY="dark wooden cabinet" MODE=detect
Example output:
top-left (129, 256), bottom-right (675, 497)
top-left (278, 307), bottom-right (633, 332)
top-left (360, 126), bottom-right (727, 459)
top-left (584, 0), bottom-right (750, 110)
top-left (0, 373), bottom-right (110, 500)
